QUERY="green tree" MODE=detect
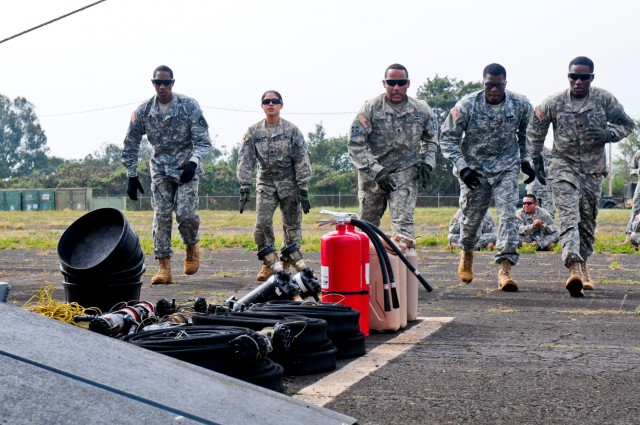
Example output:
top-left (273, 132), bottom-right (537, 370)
top-left (307, 123), bottom-right (356, 194)
top-left (0, 94), bottom-right (50, 178)
top-left (612, 118), bottom-right (640, 182)
top-left (416, 75), bottom-right (483, 195)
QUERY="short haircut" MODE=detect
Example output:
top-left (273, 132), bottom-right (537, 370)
top-left (524, 194), bottom-right (537, 202)
top-left (483, 63), bottom-right (506, 79)
top-left (385, 63), bottom-right (409, 79)
top-left (153, 65), bottom-right (174, 79)
top-left (261, 90), bottom-right (283, 102)
top-left (569, 56), bottom-right (594, 72)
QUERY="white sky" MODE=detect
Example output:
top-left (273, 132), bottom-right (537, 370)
top-left (1, 0), bottom-right (637, 160)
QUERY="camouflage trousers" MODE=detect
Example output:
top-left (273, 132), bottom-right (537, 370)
top-left (519, 231), bottom-right (559, 250)
top-left (151, 177), bottom-right (200, 259)
top-left (624, 180), bottom-right (640, 234)
top-left (358, 178), bottom-right (418, 239)
top-left (459, 170), bottom-right (519, 265)
top-left (551, 175), bottom-right (601, 267)
top-left (254, 188), bottom-right (302, 252)
top-left (448, 233), bottom-right (497, 250)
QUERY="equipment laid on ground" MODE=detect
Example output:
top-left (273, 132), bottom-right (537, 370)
top-left (74, 301), bottom-right (155, 337)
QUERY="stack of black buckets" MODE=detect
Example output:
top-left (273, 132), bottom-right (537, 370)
top-left (58, 208), bottom-right (145, 312)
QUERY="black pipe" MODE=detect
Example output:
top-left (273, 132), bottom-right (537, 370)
top-left (352, 219), bottom-right (433, 292)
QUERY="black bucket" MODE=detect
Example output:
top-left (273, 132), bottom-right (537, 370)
top-left (63, 281), bottom-right (143, 312)
top-left (60, 263), bottom-right (146, 285)
top-left (57, 208), bottom-right (142, 275)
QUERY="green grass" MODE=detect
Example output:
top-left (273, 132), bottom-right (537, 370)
top-left (0, 207), bottom-right (637, 254)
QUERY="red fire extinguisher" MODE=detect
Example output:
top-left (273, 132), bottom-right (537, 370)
top-left (321, 223), bottom-right (370, 336)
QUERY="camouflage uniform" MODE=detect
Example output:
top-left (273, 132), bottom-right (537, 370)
top-left (236, 118), bottom-right (311, 251)
top-left (624, 151), bottom-right (640, 235)
top-left (630, 214), bottom-right (640, 248)
top-left (517, 206), bottom-right (559, 250)
top-left (348, 94), bottom-right (439, 238)
top-left (527, 87), bottom-right (635, 267)
top-left (441, 89), bottom-right (533, 265)
top-left (122, 93), bottom-right (212, 259)
top-left (448, 209), bottom-right (497, 250)
top-left (526, 147), bottom-right (556, 219)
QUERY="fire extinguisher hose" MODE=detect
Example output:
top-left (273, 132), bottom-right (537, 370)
top-left (351, 219), bottom-right (433, 293)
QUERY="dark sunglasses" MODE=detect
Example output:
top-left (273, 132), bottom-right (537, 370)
top-left (385, 79), bottom-right (408, 87)
top-left (568, 73), bottom-right (593, 81)
top-left (522, 202), bottom-right (535, 206)
top-left (484, 82), bottom-right (505, 89)
top-left (261, 98), bottom-right (282, 105)
top-left (151, 79), bottom-right (174, 86)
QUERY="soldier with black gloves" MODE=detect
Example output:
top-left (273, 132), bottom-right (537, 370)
top-left (122, 65), bottom-right (212, 285)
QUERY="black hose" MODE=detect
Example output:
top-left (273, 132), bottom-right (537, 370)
top-left (352, 219), bottom-right (433, 292)
top-left (352, 220), bottom-right (400, 309)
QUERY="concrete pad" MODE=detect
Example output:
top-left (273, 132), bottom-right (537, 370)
top-left (0, 303), bottom-right (356, 425)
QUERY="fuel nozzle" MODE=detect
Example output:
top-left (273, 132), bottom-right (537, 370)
top-left (280, 243), bottom-right (308, 272)
top-left (76, 301), bottom-right (156, 337)
top-left (292, 267), bottom-right (321, 301)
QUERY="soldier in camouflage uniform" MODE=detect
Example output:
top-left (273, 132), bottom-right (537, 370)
top-left (448, 209), bottom-right (497, 250)
top-left (236, 90), bottom-right (312, 281)
top-left (517, 194), bottom-right (559, 251)
top-left (122, 65), bottom-right (212, 285)
top-left (621, 151), bottom-right (640, 244)
top-left (629, 214), bottom-right (640, 249)
top-left (348, 63), bottom-right (439, 240)
top-left (441, 63), bottom-right (535, 292)
top-left (527, 56), bottom-right (635, 297)
top-left (525, 146), bottom-right (556, 219)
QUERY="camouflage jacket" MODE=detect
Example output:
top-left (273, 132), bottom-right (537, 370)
top-left (236, 118), bottom-right (311, 198)
top-left (348, 94), bottom-right (439, 186)
top-left (448, 208), bottom-right (496, 237)
top-left (527, 87), bottom-right (635, 182)
top-left (122, 93), bottom-right (212, 180)
top-left (517, 206), bottom-right (557, 236)
top-left (441, 90), bottom-right (532, 184)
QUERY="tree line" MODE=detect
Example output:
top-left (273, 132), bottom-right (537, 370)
top-left (1, 77), bottom-right (639, 198)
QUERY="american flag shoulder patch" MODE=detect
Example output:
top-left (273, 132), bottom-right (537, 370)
top-left (534, 107), bottom-right (545, 123)
top-left (450, 107), bottom-right (461, 122)
top-left (357, 115), bottom-right (371, 129)
top-left (130, 111), bottom-right (137, 123)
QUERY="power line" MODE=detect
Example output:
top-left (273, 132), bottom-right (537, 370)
top-left (201, 105), bottom-right (356, 115)
top-left (0, 0), bottom-right (107, 45)
top-left (40, 100), bottom-right (145, 117)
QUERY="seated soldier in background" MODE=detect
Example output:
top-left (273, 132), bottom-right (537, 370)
top-left (448, 209), bottom-right (496, 251)
top-left (517, 194), bottom-right (559, 251)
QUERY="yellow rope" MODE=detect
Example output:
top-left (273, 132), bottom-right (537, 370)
top-left (21, 282), bottom-right (101, 326)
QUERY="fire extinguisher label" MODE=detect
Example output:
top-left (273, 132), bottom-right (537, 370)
top-left (365, 263), bottom-right (370, 285)
top-left (321, 265), bottom-right (329, 289)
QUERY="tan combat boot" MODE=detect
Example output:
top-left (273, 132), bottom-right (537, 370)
top-left (486, 243), bottom-right (495, 251)
top-left (498, 261), bottom-right (518, 292)
top-left (458, 250), bottom-right (473, 283)
top-left (184, 244), bottom-right (200, 275)
top-left (256, 265), bottom-right (272, 282)
top-left (566, 262), bottom-right (584, 297)
top-left (151, 257), bottom-right (172, 285)
top-left (449, 242), bottom-right (459, 250)
top-left (580, 261), bottom-right (594, 290)
top-left (546, 242), bottom-right (556, 251)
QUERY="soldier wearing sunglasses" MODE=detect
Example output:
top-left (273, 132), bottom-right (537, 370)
top-left (517, 194), bottom-right (559, 251)
top-left (122, 65), bottom-right (212, 285)
top-left (441, 63), bottom-right (534, 293)
top-left (348, 63), bottom-right (439, 243)
top-left (236, 90), bottom-right (312, 282)
top-left (527, 56), bottom-right (635, 297)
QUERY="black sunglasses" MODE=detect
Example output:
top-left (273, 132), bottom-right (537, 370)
top-left (522, 202), bottom-right (535, 206)
top-left (484, 82), bottom-right (506, 89)
top-left (385, 79), bottom-right (408, 87)
top-left (568, 73), bottom-right (593, 81)
top-left (151, 79), bottom-right (174, 86)
top-left (261, 98), bottom-right (282, 105)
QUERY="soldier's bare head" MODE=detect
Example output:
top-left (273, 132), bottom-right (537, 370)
top-left (568, 56), bottom-right (594, 99)
top-left (383, 63), bottom-right (410, 105)
top-left (483, 63), bottom-right (507, 106)
top-left (151, 65), bottom-right (174, 104)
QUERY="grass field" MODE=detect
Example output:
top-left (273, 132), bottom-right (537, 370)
top-left (0, 207), bottom-right (636, 255)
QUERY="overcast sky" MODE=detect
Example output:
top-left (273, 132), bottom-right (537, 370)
top-left (1, 0), bottom-right (637, 160)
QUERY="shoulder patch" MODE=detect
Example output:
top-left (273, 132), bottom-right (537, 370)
top-left (450, 107), bottom-right (461, 122)
top-left (534, 107), bottom-right (545, 123)
top-left (357, 115), bottom-right (371, 129)
top-left (130, 111), bottom-right (137, 124)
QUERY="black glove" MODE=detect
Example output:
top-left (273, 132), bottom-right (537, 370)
top-left (586, 127), bottom-right (611, 144)
top-left (179, 161), bottom-right (197, 183)
top-left (239, 186), bottom-right (250, 214)
top-left (521, 161), bottom-right (536, 184)
top-left (126, 177), bottom-right (144, 201)
top-left (533, 156), bottom-right (546, 185)
top-left (609, 107), bottom-right (632, 126)
top-left (419, 162), bottom-right (431, 189)
top-left (299, 188), bottom-right (310, 214)
top-left (374, 168), bottom-right (396, 193)
top-left (459, 167), bottom-right (482, 190)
